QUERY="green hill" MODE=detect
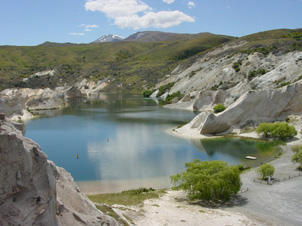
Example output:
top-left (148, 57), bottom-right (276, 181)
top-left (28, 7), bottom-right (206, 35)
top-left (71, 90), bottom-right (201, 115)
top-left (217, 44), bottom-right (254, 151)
top-left (0, 33), bottom-right (233, 92)
top-left (0, 29), bottom-right (301, 92)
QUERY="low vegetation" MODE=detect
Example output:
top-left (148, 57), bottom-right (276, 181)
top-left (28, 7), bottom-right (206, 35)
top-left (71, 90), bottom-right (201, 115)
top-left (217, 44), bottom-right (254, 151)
top-left (0, 33), bottom-right (233, 92)
top-left (170, 160), bottom-right (241, 201)
top-left (248, 69), bottom-right (267, 80)
top-left (256, 122), bottom-right (297, 140)
top-left (213, 104), bottom-right (226, 113)
top-left (162, 91), bottom-right (184, 105)
top-left (291, 145), bottom-right (302, 169)
top-left (87, 188), bottom-right (165, 206)
top-left (156, 82), bottom-right (175, 97)
top-left (142, 89), bottom-right (154, 97)
top-left (257, 163), bottom-right (275, 179)
top-left (232, 60), bottom-right (242, 72)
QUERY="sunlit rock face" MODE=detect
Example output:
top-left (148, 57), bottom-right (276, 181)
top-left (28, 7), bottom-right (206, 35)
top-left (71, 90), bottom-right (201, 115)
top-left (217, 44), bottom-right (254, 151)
top-left (177, 81), bottom-right (302, 136)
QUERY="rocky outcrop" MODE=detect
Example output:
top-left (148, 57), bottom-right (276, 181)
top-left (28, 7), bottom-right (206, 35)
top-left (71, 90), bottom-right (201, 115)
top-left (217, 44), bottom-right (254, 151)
top-left (0, 79), bottom-right (108, 121)
top-left (176, 81), bottom-right (302, 136)
top-left (0, 117), bottom-right (118, 225)
top-left (159, 49), bottom-right (302, 112)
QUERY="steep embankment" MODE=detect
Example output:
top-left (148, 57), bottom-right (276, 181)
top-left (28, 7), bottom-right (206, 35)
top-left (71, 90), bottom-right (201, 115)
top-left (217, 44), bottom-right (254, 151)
top-left (149, 29), bottom-right (302, 136)
top-left (0, 115), bottom-right (118, 225)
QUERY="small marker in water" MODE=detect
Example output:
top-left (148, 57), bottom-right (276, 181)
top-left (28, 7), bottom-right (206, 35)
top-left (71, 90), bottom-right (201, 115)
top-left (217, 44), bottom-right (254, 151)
top-left (76, 154), bottom-right (79, 159)
top-left (107, 138), bottom-right (109, 142)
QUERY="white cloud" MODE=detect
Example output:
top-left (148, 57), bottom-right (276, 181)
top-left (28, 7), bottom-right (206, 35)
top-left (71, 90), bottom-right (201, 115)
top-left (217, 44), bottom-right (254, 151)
top-left (85, 0), bottom-right (194, 29)
top-left (79, 24), bottom-right (99, 29)
top-left (84, 29), bottom-right (93, 32)
top-left (163, 0), bottom-right (175, 4)
top-left (115, 11), bottom-right (194, 29)
top-left (188, 1), bottom-right (196, 9)
top-left (69, 33), bottom-right (85, 36)
top-left (85, 0), bottom-right (151, 18)
top-left (85, 24), bottom-right (99, 28)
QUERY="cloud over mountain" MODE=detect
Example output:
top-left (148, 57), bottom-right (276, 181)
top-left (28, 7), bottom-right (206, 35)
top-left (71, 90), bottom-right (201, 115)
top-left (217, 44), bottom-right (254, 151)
top-left (85, 0), bottom-right (194, 29)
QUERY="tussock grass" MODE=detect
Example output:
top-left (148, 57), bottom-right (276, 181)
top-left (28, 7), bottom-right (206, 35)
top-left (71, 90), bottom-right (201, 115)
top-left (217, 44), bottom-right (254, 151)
top-left (87, 188), bottom-right (167, 206)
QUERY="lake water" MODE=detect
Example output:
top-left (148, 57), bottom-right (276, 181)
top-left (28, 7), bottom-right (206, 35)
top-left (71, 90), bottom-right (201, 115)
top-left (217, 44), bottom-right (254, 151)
top-left (25, 93), bottom-right (280, 193)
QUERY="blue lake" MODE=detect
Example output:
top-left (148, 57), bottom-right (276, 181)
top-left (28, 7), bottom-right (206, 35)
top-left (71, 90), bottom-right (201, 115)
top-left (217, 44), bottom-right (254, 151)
top-left (25, 93), bottom-right (280, 192)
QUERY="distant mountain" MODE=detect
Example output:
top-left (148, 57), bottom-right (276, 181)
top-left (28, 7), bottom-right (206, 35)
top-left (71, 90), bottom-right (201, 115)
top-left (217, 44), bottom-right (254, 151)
top-left (93, 34), bottom-right (125, 43)
top-left (38, 41), bottom-right (79, 47)
top-left (123, 31), bottom-right (215, 42)
top-left (124, 31), bottom-right (176, 42)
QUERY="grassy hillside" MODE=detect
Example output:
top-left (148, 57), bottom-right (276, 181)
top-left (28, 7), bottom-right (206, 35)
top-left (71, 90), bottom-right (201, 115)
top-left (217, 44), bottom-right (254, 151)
top-left (1, 29), bottom-right (301, 92)
top-left (0, 33), bottom-right (233, 92)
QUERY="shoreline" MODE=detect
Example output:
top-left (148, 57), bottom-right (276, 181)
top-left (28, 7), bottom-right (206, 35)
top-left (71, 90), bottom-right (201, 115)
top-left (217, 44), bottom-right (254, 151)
top-left (76, 177), bottom-right (171, 195)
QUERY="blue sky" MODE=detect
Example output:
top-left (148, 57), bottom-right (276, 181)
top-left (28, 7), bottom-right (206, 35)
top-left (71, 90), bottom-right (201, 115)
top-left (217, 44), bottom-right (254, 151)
top-left (1, 0), bottom-right (301, 46)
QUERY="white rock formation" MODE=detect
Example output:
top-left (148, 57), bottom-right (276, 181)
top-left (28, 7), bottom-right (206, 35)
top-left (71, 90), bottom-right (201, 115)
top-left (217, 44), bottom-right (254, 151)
top-left (0, 79), bottom-right (108, 121)
top-left (177, 81), bottom-right (302, 136)
top-left (0, 116), bottom-right (118, 225)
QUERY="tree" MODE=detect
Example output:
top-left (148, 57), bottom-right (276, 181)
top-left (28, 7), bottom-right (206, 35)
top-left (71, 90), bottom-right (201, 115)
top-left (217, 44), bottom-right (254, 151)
top-left (257, 163), bottom-right (275, 179)
top-left (170, 160), bottom-right (241, 201)
top-left (256, 122), bottom-right (297, 140)
top-left (213, 104), bottom-right (226, 114)
top-left (291, 145), bottom-right (302, 169)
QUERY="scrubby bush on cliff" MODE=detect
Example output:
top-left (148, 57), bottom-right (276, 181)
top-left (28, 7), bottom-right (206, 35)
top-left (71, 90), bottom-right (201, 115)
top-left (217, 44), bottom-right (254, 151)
top-left (170, 160), bottom-right (241, 201)
top-left (256, 122), bottom-right (297, 140)
top-left (291, 145), bottom-right (302, 169)
top-left (163, 91), bottom-right (184, 104)
top-left (156, 82), bottom-right (175, 98)
top-left (232, 60), bottom-right (242, 72)
top-left (213, 104), bottom-right (226, 113)
top-left (257, 163), bottom-right (275, 179)
top-left (142, 89), bottom-right (154, 97)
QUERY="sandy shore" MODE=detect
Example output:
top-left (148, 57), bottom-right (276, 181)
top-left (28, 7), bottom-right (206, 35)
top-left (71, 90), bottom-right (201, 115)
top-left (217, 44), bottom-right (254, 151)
top-left (77, 177), bottom-right (171, 195)
top-left (116, 190), bottom-right (261, 226)
top-left (111, 144), bottom-right (302, 226)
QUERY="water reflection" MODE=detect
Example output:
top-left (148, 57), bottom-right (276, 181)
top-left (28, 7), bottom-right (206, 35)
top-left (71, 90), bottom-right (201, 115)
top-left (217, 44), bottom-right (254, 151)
top-left (87, 123), bottom-right (197, 181)
top-left (25, 93), bottom-right (281, 189)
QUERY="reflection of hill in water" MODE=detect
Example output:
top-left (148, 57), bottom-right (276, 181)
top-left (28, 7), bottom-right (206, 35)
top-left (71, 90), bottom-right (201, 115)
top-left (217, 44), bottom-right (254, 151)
top-left (191, 138), bottom-right (280, 166)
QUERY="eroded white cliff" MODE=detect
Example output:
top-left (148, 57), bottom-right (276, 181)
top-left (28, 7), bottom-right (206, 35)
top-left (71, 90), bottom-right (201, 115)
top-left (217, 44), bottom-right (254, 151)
top-left (0, 115), bottom-right (118, 225)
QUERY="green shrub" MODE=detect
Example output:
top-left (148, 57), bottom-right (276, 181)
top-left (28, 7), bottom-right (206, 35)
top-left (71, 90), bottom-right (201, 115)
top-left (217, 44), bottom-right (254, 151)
top-left (248, 69), bottom-right (267, 80)
top-left (291, 145), bottom-right (302, 169)
top-left (142, 89), bottom-right (154, 97)
top-left (156, 82), bottom-right (175, 97)
top-left (257, 163), bottom-right (275, 179)
top-left (163, 91), bottom-right (183, 104)
top-left (232, 60), bottom-right (242, 72)
top-left (210, 81), bottom-right (223, 91)
top-left (277, 82), bottom-right (291, 88)
top-left (256, 122), bottom-right (297, 140)
top-left (170, 160), bottom-right (241, 201)
top-left (213, 104), bottom-right (226, 113)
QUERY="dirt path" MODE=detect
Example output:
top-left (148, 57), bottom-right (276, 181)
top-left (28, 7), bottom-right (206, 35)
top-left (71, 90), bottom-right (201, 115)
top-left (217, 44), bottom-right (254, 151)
top-left (116, 190), bottom-right (261, 226)
top-left (227, 146), bottom-right (302, 226)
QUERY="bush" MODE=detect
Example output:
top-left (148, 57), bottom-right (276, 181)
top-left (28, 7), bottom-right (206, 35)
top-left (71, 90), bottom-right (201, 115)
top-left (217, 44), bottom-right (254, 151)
top-left (257, 163), bottom-right (275, 179)
top-left (213, 104), bottom-right (226, 113)
top-left (256, 122), bottom-right (297, 140)
top-left (156, 82), bottom-right (175, 97)
top-left (163, 91), bottom-right (183, 105)
top-left (170, 160), bottom-right (241, 201)
top-left (248, 69), bottom-right (267, 80)
top-left (142, 89), bottom-right (154, 97)
top-left (232, 60), bottom-right (242, 72)
top-left (291, 145), bottom-right (302, 168)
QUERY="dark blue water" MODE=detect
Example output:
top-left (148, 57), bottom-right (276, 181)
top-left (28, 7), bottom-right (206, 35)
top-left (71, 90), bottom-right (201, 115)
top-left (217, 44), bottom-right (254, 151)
top-left (25, 93), bottom-right (279, 185)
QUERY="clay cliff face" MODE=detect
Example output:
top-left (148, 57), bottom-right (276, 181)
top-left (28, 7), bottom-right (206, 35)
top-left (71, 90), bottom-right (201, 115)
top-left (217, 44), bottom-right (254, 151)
top-left (0, 79), bottom-right (108, 122)
top-left (0, 115), bottom-right (118, 225)
top-left (155, 41), bottom-right (302, 136)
